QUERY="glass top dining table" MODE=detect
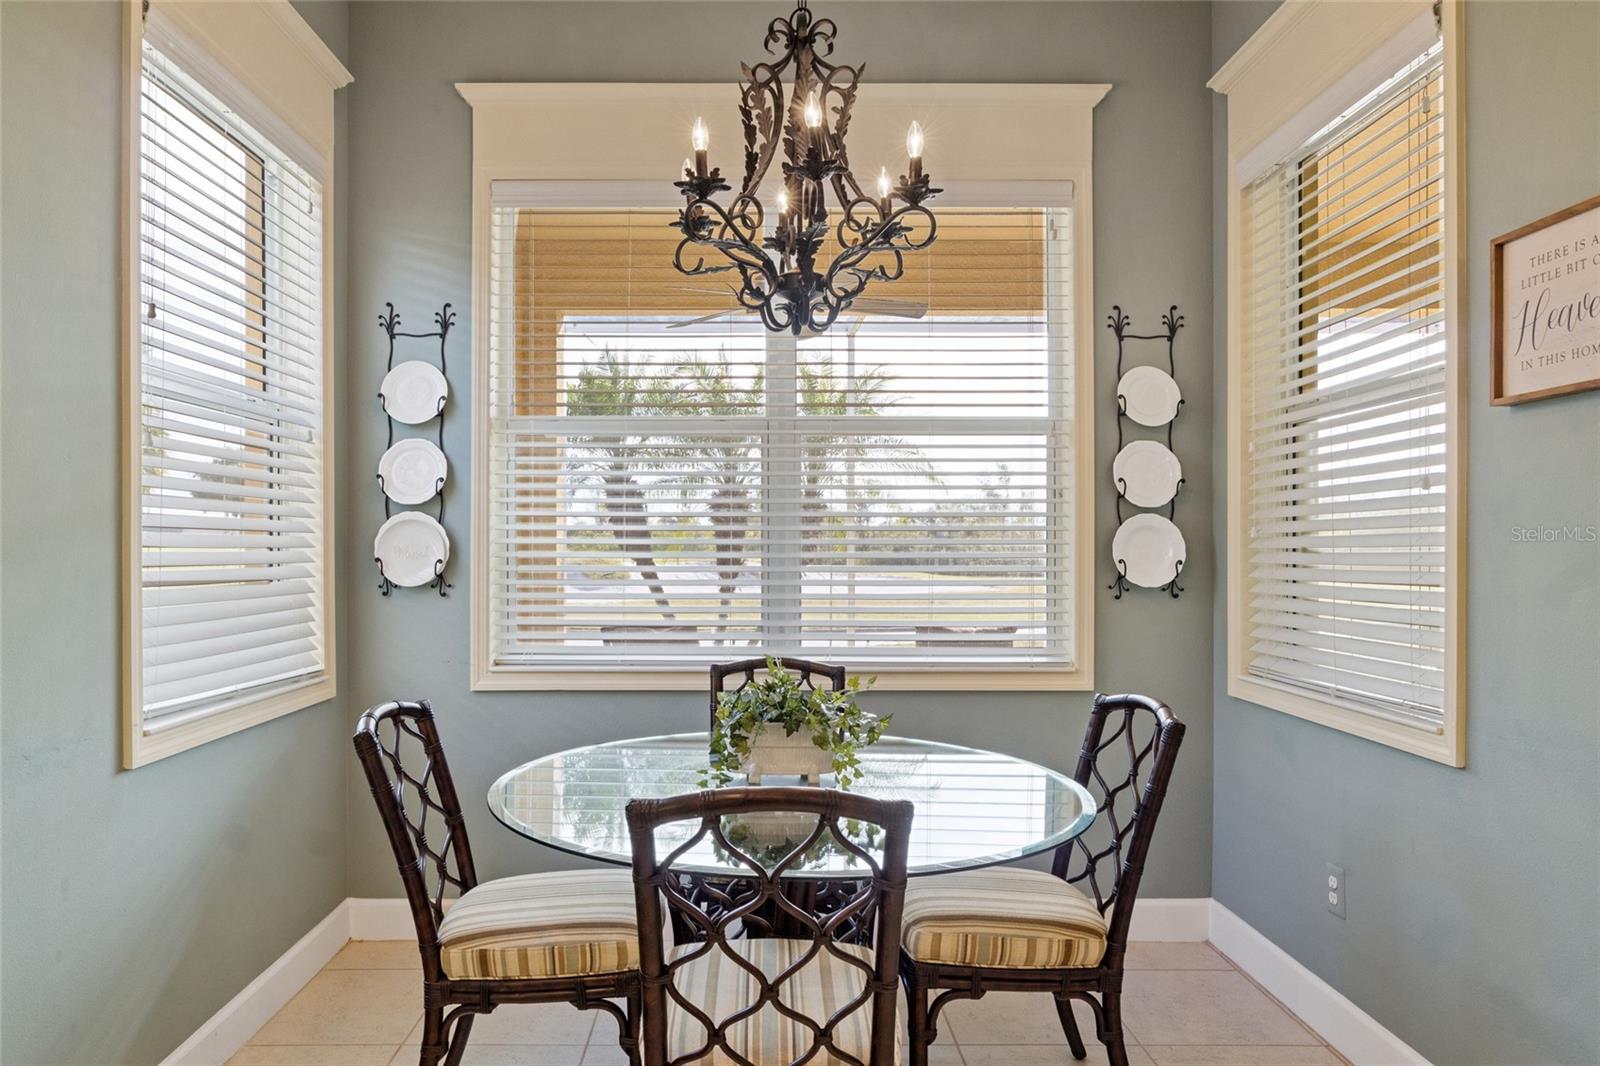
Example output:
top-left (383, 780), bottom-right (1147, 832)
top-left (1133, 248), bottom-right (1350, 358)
top-left (488, 733), bottom-right (1098, 879)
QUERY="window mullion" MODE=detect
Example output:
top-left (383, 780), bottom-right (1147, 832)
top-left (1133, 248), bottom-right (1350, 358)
top-left (764, 328), bottom-right (802, 653)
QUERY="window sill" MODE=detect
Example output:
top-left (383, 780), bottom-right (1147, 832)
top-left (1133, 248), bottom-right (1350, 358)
top-left (123, 676), bottom-right (337, 769)
top-left (1226, 674), bottom-right (1463, 767)
top-left (472, 664), bottom-right (1092, 693)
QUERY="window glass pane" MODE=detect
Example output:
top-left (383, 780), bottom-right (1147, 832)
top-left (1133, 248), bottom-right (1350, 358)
top-left (488, 203), bottom-right (1074, 669)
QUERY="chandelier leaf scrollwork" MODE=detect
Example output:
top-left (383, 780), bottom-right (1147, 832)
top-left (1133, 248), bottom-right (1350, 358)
top-left (672, 0), bottom-right (940, 335)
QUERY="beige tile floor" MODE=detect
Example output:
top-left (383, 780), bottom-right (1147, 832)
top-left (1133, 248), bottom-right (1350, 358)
top-left (232, 940), bottom-right (1347, 1066)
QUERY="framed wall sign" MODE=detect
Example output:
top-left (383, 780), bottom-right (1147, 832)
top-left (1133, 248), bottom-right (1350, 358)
top-left (1490, 194), bottom-right (1600, 405)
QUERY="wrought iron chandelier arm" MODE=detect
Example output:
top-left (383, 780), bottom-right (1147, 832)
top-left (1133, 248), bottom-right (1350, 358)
top-left (720, 192), bottom-right (766, 243)
top-left (677, 195), bottom-right (769, 261)
top-left (733, 269), bottom-right (773, 313)
top-left (822, 245), bottom-right (903, 306)
top-left (823, 195), bottom-right (940, 304)
top-left (757, 292), bottom-right (798, 333)
top-left (802, 291), bottom-right (844, 334)
top-left (673, 233), bottom-right (762, 278)
top-left (673, 228), bottom-right (772, 281)
top-left (834, 197), bottom-right (939, 253)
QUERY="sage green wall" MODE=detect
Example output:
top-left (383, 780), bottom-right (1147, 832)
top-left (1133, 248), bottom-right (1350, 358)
top-left (1209, 3), bottom-right (1600, 1063)
top-left (3, 2), bottom-right (1592, 1063)
top-left (340, 1), bottom-right (1220, 899)
top-left (0, 3), bottom-right (352, 1063)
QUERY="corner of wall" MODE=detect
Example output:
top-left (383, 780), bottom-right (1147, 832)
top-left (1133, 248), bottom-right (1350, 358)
top-left (290, 0), bottom-right (361, 902)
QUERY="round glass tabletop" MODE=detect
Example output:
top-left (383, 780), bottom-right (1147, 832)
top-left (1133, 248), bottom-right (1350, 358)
top-left (488, 733), bottom-right (1097, 879)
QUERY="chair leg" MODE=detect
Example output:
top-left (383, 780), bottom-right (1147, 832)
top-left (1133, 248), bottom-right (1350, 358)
top-left (441, 1013), bottom-right (475, 1066)
top-left (1055, 994), bottom-right (1088, 1061)
top-left (904, 970), bottom-right (932, 1066)
top-left (624, 984), bottom-right (644, 1066)
top-left (1100, 992), bottom-right (1129, 1066)
top-left (417, 1000), bottom-right (446, 1066)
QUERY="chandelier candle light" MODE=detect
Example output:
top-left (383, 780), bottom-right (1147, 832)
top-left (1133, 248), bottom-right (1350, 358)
top-left (672, 0), bottom-right (940, 335)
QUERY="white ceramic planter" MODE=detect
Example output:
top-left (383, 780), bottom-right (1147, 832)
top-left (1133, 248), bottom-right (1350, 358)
top-left (741, 724), bottom-right (833, 784)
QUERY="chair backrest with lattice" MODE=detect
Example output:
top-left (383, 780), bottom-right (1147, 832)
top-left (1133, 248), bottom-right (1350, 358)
top-left (353, 699), bottom-right (478, 977)
top-left (1050, 692), bottom-right (1185, 957)
top-left (709, 656), bottom-right (847, 731)
top-left (627, 787), bottom-right (912, 1066)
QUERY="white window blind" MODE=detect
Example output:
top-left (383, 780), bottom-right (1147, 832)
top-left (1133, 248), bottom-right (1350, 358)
top-left (487, 195), bottom-right (1075, 671)
top-left (1240, 41), bottom-right (1448, 728)
top-left (137, 41), bottom-right (328, 731)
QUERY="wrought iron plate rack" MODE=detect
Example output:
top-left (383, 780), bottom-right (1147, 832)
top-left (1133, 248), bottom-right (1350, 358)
top-left (376, 302), bottom-right (455, 597)
top-left (1108, 305), bottom-right (1186, 600)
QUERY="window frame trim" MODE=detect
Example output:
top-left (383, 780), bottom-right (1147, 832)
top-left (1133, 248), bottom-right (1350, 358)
top-left (1216, 0), bottom-right (1466, 766)
top-left (121, 0), bottom-right (347, 769)
top-left (461, 83), bottom-right (1107, 692)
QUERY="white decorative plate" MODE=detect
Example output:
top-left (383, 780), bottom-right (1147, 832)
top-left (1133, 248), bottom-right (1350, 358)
top-left (1112, 441), bottom-right (1183, 508)
top-left (378, 438), bottom-right (448, 505)
top-left (1112, 514), bottom-right (1186, 589)
top-left (380, 361), bottom-right (448, 424)
top-left (1117, 366), bottom-right (1182, 427)
top-left (373, 512), bottom-right (450, 587)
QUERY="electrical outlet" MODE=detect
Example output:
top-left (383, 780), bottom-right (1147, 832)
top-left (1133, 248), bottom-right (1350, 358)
top-left (1326, 863), bottom-right (1346, 919)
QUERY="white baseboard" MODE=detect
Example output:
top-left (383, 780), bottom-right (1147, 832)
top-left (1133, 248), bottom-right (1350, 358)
top-left (1124, 897), bottom-right (1211, 941)
top-left (347, 896), bottom-right (419, 940)
top-left (163, 895), bottom-right (1428, 1066)
top-left (160, 901), bottom-right (351, 1066)
top-left (1209, 901), bottom-right (1430, 1066)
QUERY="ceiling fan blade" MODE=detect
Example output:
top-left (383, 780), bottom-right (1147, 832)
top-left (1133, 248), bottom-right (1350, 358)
top-left (667, 308), bottom-right (751, 329)
top-left (849, 297), bottom-right (929, 319)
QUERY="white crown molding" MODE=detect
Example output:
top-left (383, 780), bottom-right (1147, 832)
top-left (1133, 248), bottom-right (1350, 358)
top-left (1207, 0), bottom-right (1318, 93)
top-left (1208, 0), bottom-right (1434, 171)
top-left (143, 0), bottom-right (351, 172)
top-left (456, 81), bottom-right (1110, 109)
top-left (262, 0), bottom-right (353, 90)
top-left (454, 81), bottom-right (1108, 182)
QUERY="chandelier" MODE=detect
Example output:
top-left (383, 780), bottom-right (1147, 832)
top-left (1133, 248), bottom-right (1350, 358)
top-left (672, 0), bottom-right (940, 335)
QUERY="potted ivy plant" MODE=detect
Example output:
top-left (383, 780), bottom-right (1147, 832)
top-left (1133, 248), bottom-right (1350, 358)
top-left (708, 657), bottom-right (889, 787)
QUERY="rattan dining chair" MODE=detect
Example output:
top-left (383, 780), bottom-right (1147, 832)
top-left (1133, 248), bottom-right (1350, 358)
top-left (898, 693), bottom-right (1186, 1066)
top-left (709, 656), bottom-right (847, 731)
top-left (354, 700), bottom-right (642, 1066)
top-left (626, 786), bottom-right (914, 1066)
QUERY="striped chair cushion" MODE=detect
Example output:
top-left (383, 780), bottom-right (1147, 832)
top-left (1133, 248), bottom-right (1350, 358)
top-left (901, 867), bottom-right (1107, 969)
top-left (665, 938), bottom-right (899, 1065)
top-left (437, 869), bottom-right (639, 980)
